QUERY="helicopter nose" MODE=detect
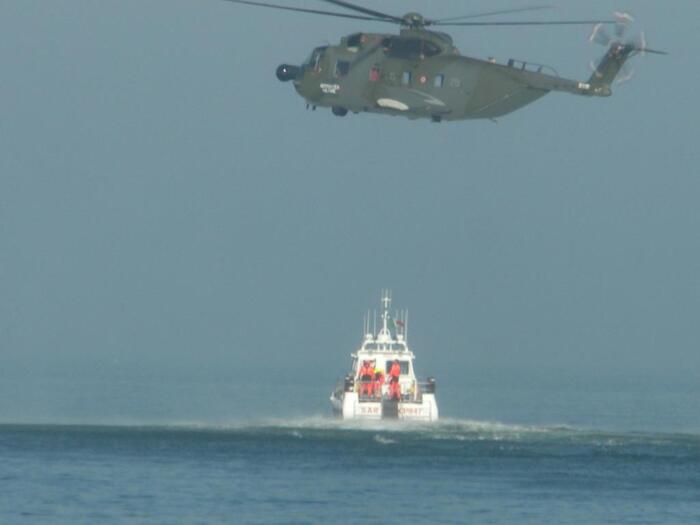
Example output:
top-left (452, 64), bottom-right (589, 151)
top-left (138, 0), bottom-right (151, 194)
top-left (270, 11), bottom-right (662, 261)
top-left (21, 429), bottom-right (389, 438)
top-left (276, 64), bottom-right (300, 82)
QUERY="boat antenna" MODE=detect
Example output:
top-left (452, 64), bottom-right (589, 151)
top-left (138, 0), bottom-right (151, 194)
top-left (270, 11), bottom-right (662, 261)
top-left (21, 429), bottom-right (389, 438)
top-left (405, 310), bottom-right (409, 341)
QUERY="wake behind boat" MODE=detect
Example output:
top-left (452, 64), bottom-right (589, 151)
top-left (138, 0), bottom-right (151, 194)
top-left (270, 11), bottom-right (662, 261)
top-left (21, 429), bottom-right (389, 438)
top-left (330, 292), bottom-right (438, 421)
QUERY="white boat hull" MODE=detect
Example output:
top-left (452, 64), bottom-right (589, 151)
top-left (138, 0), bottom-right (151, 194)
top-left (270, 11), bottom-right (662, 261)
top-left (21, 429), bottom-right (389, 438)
top-left (330, 392), bottom-right (438, 422)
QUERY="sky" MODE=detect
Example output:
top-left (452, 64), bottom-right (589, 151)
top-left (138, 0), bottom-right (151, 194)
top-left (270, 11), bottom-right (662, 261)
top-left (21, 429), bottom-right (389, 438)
top-left (1, 1), bottom-right (698, 422)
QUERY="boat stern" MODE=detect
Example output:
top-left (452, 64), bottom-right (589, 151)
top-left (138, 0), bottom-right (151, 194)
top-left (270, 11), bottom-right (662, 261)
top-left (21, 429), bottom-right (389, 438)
top-left (331, 391), bottom-right (438, 422)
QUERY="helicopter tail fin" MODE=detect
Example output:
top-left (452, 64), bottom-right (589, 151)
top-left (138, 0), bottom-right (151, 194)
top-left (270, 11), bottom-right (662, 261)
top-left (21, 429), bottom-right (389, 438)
top-left (587, 43), bottom-right (636, 95)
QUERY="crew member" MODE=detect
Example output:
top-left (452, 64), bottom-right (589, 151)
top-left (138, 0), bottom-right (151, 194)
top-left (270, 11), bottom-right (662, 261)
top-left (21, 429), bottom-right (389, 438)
top-left (389, 359), bottom-right (401, 400)
top-left (358, 360), bottom-right (374, 397)
top-left (373, 366), bottom-right (385, 399)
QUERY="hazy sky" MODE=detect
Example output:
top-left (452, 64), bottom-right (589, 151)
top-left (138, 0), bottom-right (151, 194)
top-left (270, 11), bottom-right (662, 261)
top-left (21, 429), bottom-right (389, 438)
top-left (1, 1), bottom-right (698, 418)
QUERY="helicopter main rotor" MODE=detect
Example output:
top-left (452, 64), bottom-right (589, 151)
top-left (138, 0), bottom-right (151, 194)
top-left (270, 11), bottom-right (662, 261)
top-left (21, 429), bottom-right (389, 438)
top-left (226, 0), bottom-right (615, 30)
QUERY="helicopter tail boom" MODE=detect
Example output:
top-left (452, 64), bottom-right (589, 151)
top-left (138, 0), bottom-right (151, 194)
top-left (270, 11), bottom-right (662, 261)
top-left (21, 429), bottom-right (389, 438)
top-left (513, 41), bottom-right (643, 98)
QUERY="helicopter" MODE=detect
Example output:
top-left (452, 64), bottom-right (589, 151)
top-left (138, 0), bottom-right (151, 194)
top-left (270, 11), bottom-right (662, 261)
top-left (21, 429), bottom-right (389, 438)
top-left (228, 0), bottom-right (666, 122)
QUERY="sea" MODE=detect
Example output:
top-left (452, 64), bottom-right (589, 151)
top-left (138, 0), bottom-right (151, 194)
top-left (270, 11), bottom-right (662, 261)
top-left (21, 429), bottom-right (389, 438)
top-left (1, 371), bottom-right (698, 524)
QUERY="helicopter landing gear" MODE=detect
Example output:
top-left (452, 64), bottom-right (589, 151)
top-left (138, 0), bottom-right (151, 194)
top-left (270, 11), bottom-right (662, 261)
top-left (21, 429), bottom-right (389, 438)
top-left (431, 115), bottom-right (443, 123)
top-left (332, 106), bottom-right (348, 117)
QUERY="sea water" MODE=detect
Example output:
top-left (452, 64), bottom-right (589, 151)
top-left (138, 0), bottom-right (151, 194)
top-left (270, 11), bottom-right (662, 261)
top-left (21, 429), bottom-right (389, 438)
top-left (1, 420), bottom-right (699, 524)
top-left (0, 374), bottom-right (698, 524)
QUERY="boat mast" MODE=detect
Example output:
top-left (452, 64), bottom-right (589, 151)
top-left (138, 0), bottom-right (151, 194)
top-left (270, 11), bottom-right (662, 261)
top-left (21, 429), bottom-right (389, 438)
top-left (377, 289), bottom-right (393, 346)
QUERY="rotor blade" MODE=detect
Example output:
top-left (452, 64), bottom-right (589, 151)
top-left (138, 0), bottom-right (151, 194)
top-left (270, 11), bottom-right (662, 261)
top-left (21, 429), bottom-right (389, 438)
top-left (432, 5), bottom-right (554, 24)
top-left (221, 0), bottom-right (394, 23)
top-left (613, 11), bottom-right (633, 38)
top-left (589, 23), bottom-right (611, 46)
top-left (637, 31), bottom-right (647, 57)
top-left (435, 19), bottom-right (617, 27)
top-left (317, 0), bottom-right (404, 24)
top-left (613, 11), bottom-right (635, 25)
top-left (633, 32), bottom-right (669, 56)
top-left (616, 62), bottom-right (634, 85)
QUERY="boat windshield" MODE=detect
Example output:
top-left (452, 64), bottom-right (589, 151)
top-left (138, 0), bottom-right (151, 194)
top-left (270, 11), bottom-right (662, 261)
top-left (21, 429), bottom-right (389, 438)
top-left (385, 360), bottom-right (410, 374)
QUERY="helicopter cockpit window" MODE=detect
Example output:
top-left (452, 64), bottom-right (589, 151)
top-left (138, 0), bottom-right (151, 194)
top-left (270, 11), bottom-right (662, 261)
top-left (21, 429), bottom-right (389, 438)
top-left (335, 60), bottom-right (350, 78)
top-left (306, 46), bottom-right (327, 72)
top-left (385, 38), bottom-right (442, 60)
top-left (422, 41), bottom-right (442, 58)
top-left (346, 33), bottom-right (363, 48)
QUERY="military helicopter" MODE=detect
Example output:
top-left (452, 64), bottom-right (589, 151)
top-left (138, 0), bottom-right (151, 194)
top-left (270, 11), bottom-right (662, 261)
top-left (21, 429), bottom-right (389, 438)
top-left (228, 0), bottom-right (666, 122)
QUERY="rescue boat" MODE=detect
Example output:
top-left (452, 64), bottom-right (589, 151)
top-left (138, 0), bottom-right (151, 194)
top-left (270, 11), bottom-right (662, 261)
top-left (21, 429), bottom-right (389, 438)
top-left (330, 292), bottom-right (438, 421)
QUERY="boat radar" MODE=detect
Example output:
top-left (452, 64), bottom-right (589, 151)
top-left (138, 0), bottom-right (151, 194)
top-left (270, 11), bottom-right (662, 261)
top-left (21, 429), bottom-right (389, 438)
top-left (330, 291), bottom-right (438, 421)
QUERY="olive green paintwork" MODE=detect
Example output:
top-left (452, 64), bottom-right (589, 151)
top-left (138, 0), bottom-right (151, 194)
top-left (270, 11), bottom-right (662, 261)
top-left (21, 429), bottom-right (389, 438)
top-left (284, 27), bottom-right (634, 122)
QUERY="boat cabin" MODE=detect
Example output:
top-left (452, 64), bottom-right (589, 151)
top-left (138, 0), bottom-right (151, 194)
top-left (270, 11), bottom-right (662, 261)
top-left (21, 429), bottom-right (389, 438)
top-left (341, 295), bottom-right (435, 404)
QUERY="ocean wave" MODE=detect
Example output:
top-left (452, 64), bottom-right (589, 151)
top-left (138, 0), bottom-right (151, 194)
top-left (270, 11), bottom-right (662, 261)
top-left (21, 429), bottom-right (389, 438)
top-left (3, 418), bottom-right (698, 453)
top-left (132, 416), bottom-right (699, 452)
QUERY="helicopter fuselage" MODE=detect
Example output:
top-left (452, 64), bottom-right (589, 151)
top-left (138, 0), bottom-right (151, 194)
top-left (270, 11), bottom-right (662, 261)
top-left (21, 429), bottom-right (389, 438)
top-left (278, 28), bottom-right (614, 121)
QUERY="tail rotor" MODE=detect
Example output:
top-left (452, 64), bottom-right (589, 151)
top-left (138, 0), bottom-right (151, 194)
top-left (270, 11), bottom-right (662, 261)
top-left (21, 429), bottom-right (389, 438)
top-left (588, 12), bottom-right (666, 87)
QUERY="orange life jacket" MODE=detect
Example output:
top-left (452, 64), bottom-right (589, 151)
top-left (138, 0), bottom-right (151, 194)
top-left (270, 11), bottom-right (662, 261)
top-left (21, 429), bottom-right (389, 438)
top-left (389, 363), bottom-right (401, 379)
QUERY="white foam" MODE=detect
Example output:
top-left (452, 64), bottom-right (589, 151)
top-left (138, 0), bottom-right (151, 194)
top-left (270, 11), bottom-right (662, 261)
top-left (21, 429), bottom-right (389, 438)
top-left (373, 434), bottom-right (397, 445)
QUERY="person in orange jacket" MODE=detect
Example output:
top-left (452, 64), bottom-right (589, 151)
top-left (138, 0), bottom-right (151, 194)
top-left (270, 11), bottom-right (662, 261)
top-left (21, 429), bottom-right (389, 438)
top-left (358, 360), bottom-right (374, 397)
top-left (388, 359), bottom-right (401, 400)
